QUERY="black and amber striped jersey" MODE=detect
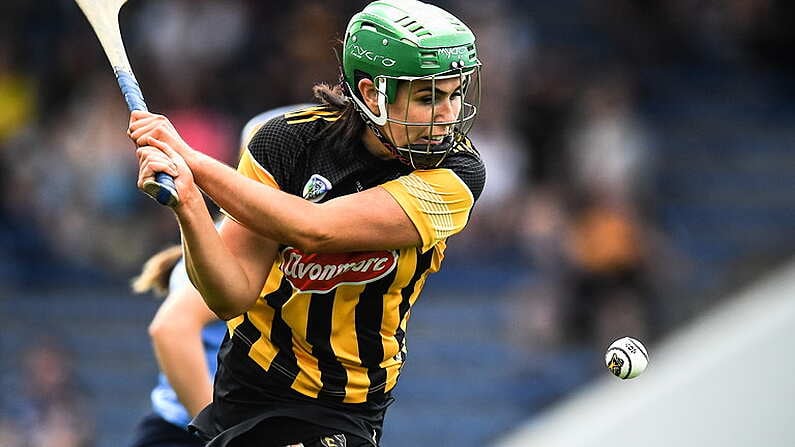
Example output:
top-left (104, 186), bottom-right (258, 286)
top-left (224, 104), bottom-right (485, 405)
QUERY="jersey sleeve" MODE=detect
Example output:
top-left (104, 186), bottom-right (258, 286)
top-left (237, 148), bottom-right (279, 189)
top-left (381, 138), bottom-right (486, 252)
top-left (381, 168), bottom-right (476, 253)
top-left (439, 136), bottom-right (486, 203)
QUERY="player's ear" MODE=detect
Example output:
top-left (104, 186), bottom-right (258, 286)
top-left (357, 78), bottom-right (379, 115)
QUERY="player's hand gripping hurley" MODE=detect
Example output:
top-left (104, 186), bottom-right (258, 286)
top-left (74, 0), bottom-right (179, 207)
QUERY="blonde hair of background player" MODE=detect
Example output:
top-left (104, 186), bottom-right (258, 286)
top-left (132, 245), bottom-right (219, 417)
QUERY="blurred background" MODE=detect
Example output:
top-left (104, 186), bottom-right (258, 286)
top-left (1, 0), bottom-right (794, 446)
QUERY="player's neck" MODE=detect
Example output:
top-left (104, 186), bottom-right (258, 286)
top-left (361, 128), bottom-right (395, 161)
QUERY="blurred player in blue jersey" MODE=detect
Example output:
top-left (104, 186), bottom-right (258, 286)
top-left (128, 244), bottom-right (224, 447)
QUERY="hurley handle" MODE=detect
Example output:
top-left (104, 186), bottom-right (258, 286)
top-left (116, 69), bottom-right (179, 207)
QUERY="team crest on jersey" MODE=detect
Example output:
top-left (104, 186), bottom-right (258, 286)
top-left (280, 247), bottom-right (397, 293)
top-left (302, 174), bottom-right (332, 202)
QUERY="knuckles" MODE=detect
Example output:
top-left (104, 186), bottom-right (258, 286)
top-left (136, 146), bottom-right (160, 162)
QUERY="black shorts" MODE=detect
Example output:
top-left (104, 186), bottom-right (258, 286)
top-left (190, 403), bottom-right (382, 447)
top-left (189, 334), bottom-right (391, 447)
top-left (221, 416), bottom-right (374, 447)
top-left (129, 413), bottom-right (204, 447)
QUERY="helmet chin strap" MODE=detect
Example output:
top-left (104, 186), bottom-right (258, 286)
top-left (345, 78), bottom-right (409, 164)
top-left (345, 77), bottom-right (453, 168)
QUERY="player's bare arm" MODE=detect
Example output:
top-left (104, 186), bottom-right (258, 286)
top-left (131, 116), bottom-right (422, 253)
top-left (148, 284), bottom-right (218, 416)
top-left (136, 140), bottom-right (277, 318)
top-left (180, 208), bottom-right (278, 320)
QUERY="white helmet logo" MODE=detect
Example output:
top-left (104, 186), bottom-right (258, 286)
top-left (350, 44), bottom-right (396, 67)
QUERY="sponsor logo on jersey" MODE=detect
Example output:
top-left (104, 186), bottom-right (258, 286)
top-left (320, 434), bottom-right (347, 447)
top-left (302, 174), bottom-right (332, 202)
top-left (280, 248), bottom-right (397, 293)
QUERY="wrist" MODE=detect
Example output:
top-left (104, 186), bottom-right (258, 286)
top-left (173, 186), bottom-right (207, 217)
top-left (179, 145), bottom-right (200, 168)
top-left (182, 150), bottom-right (211, 188)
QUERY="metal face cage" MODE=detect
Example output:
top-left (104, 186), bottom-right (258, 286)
top-left (379, 64), bottom-right (481, 168)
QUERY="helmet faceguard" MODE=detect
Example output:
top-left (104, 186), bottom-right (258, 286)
top-left (342, 0), bottom-right (482, 168)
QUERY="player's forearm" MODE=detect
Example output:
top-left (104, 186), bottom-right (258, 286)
top-left (174, 195), bottom-right (258, 319)
top-left (150, 325), bottom-right (213, 417)
top-left (184, 151), bottom-right (330, 251)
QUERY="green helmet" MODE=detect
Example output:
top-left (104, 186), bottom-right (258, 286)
top-left (342, 0), bottom-right (482, 168)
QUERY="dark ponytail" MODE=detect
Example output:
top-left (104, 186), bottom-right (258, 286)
top-left (312, 82), bottom-right (366, 161)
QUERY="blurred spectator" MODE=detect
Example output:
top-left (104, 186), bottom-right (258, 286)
top-left (132, 0), bottom-right (249, 104)
top-left (583, 0), bottom-right (696, 66)
top-left (1, 76), bottom-right (177, 278)
top-left (168, 109), bottom-right (236, 165)
top-left (564, 68), bottom-right (656, 205)
top-left (509, 186), bottom-right (571, 350)
top-left (511, 63), bottom-right (661, 350)
top-left (277, 1), bottom-right (347, 101)
top-left (736, 1), bottom-right (795, 72)
top-left (510, 189), bottom-right (665, 356)
top-left (562, 192), bottom-right (656, 347)
top-left (0, 337), bottom-right (95, 447)
top-left (515, 49), bottom-right (580, 187)
top-left (0, 38), bottom-right (36, 145)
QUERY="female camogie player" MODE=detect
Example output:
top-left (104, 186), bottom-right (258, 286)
top-left (128, 1), bottom-right (485, 445)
